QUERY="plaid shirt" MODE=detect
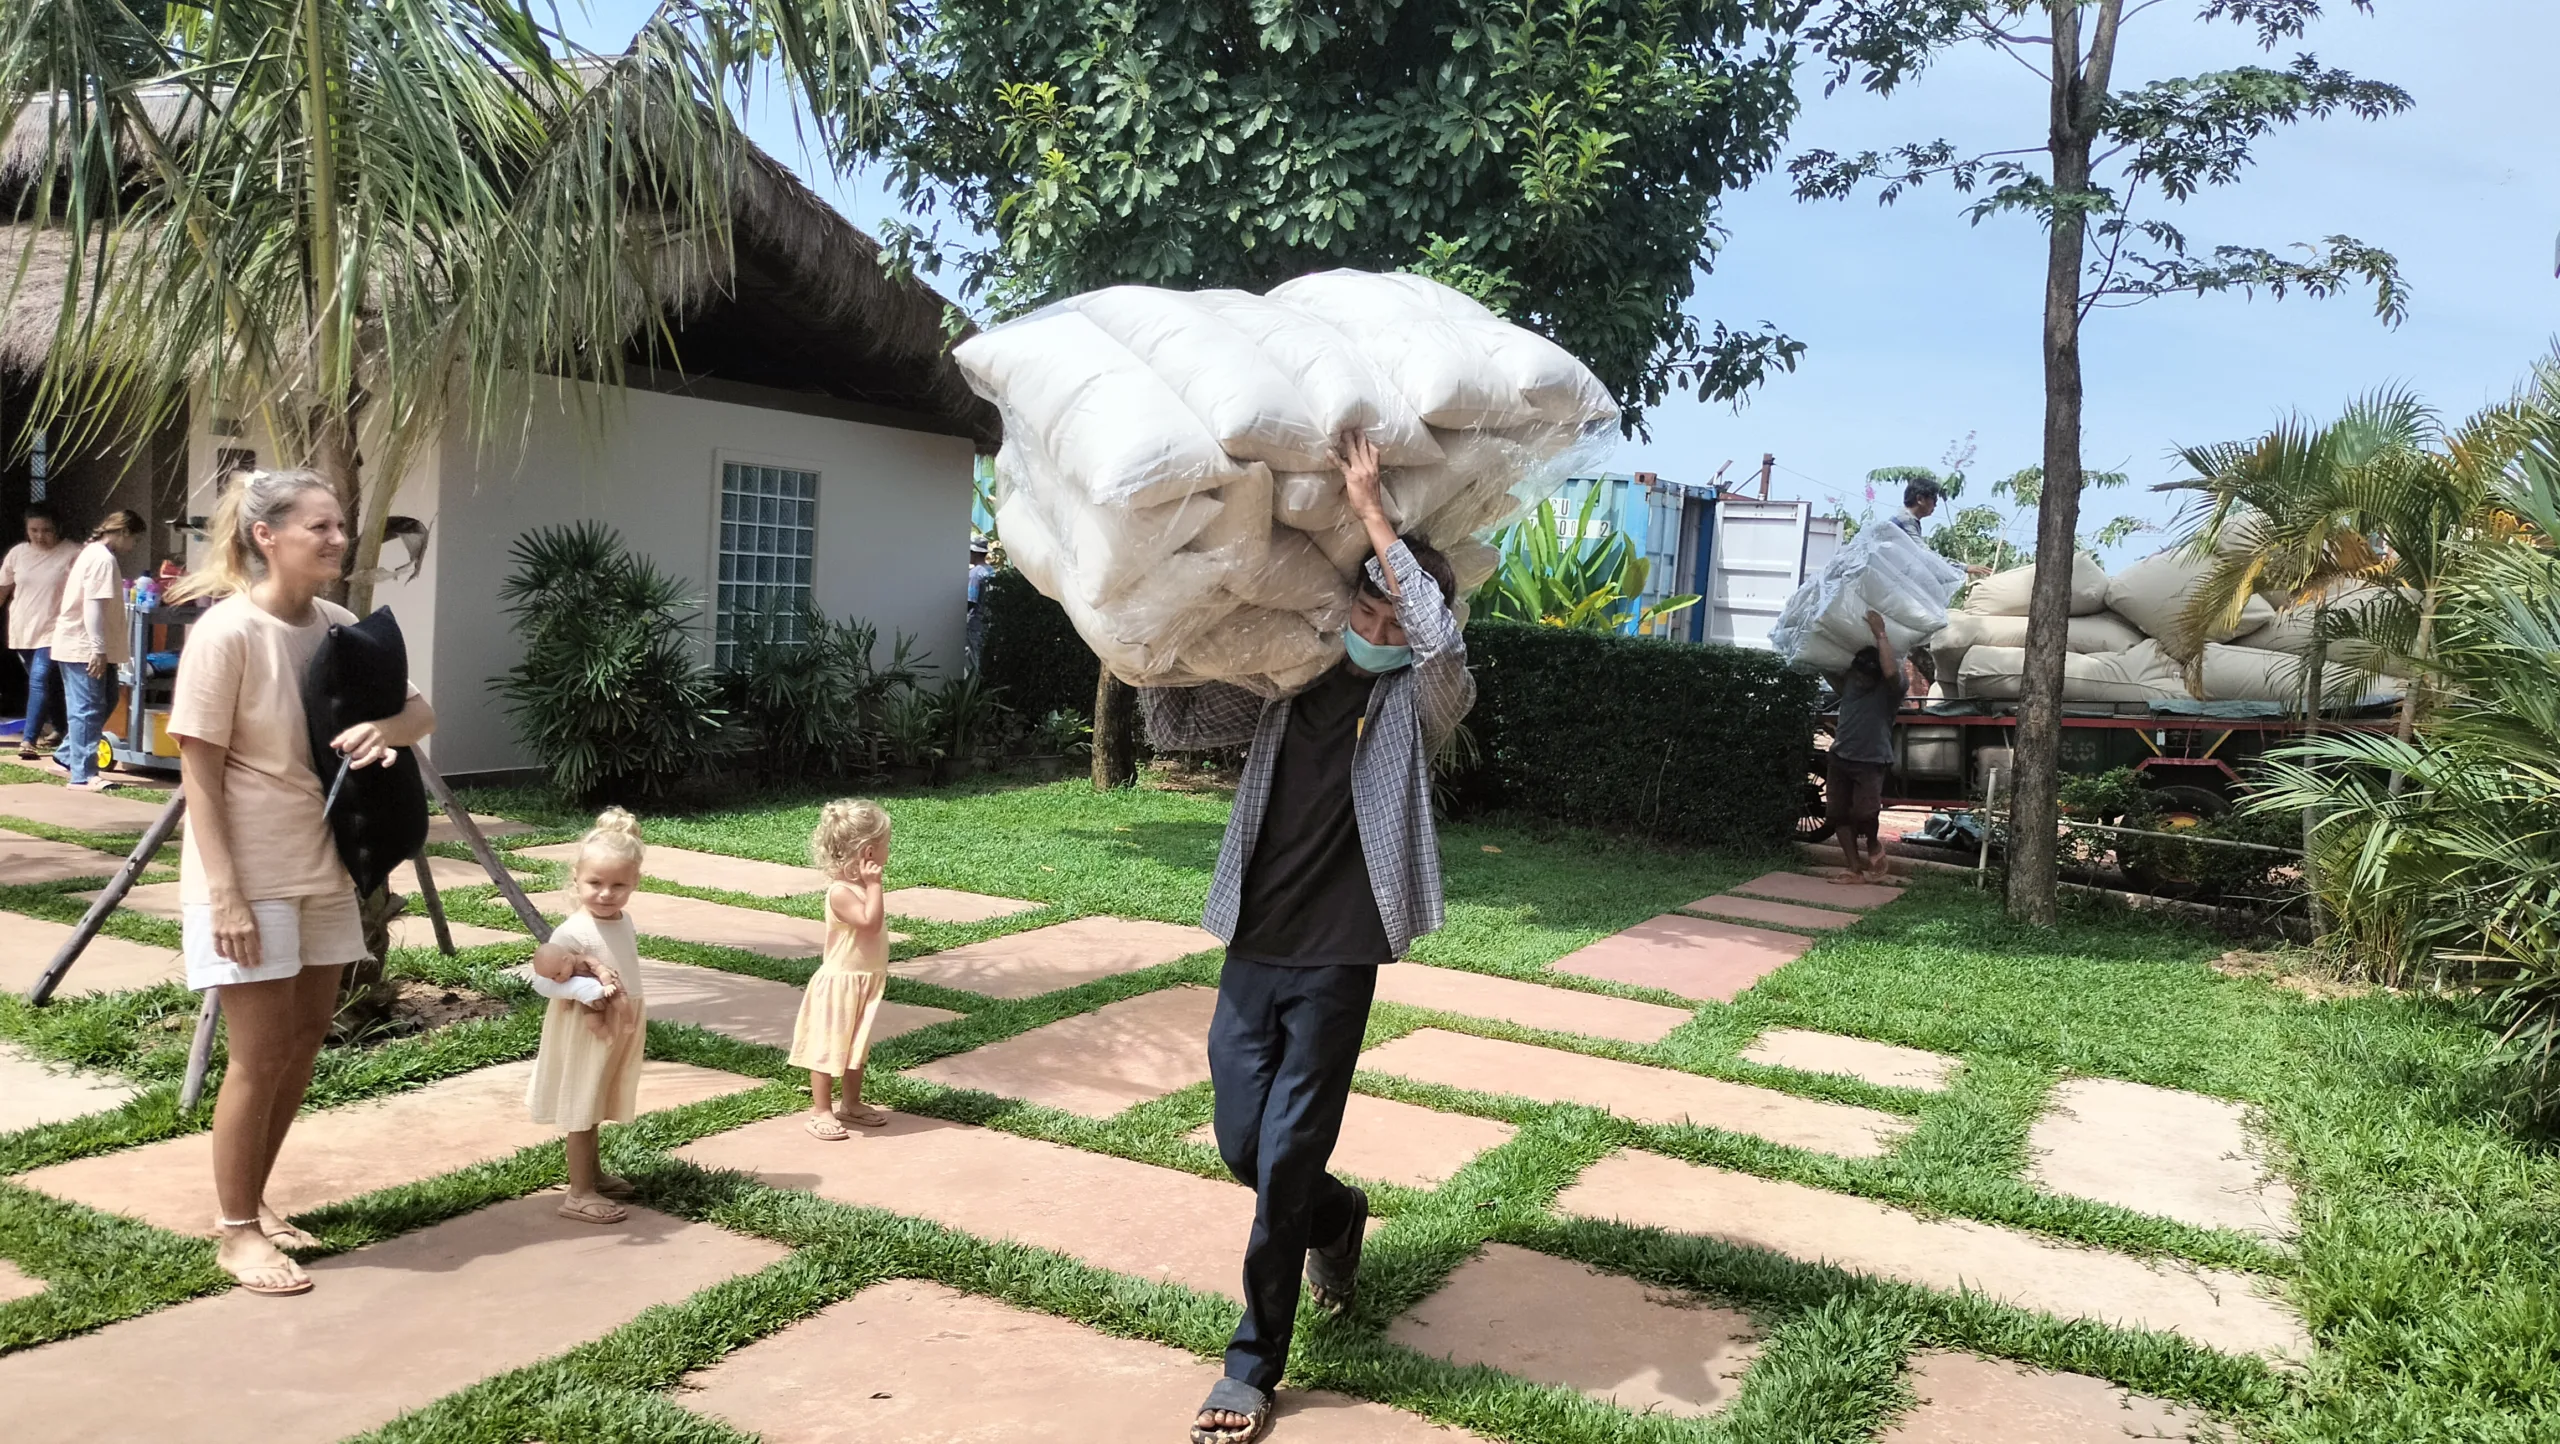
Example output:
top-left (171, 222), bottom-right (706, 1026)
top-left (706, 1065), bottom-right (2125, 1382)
top-left (1140, 540), bottom-right (1474, 961)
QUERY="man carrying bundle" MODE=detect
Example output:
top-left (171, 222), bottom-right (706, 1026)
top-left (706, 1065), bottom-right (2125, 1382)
top-left (1141, 430), bottom-right (1474, 1444)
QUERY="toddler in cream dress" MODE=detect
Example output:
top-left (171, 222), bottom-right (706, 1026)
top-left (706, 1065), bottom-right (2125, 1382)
top-left (790, 799), bottom-right (893, 1140)
top-left (525, 808), bottom-right (649, 1221)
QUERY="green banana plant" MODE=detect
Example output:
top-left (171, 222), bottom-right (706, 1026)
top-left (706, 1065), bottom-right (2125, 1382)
top-left (1471, 487), bottom-right (1701, 633)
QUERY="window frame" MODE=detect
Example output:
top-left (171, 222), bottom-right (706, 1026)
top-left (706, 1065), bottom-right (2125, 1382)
top-left (708, 450), bottom-right (825, 669)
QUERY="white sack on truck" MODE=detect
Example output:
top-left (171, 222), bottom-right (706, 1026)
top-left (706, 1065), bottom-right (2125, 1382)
top-left (1960, 552), bottom-right (2111, 617)
top-left (1771, 522), bottom-right (1968, 674)
top-left (1934, 609), bottom-right (2145, 663)
top-left (2196, 643), bottom-right (2403, 705)
top-left (2103, 547), bottom-right (2276, 649)
top-left (1957, 640), bottom-right (2186, 703)
top-left (959, 269), bottom-right (1616, 694)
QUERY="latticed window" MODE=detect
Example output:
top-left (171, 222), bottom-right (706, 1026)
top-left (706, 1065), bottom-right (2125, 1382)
top-left (714, 461), bottom-right (819, 666)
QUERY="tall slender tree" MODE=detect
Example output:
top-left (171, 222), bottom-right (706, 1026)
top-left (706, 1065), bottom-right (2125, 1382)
top-left (1794, 0), bottom-right (2411, 922)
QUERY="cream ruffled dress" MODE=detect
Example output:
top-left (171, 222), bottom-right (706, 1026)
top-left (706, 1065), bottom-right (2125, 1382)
top-left (525, 909), bottom-right (647, 1131)
top-left (787, 894), bottom-right (889, 1076)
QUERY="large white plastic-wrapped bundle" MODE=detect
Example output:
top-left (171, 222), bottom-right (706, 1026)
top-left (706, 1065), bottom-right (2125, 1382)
top-left (1957, 640), bottom-right (2186, 703)
top-left (1772, 523), bottom-right (1969, 674)
top-left (1934, 610), bottom-right (2146, 664)
top-left (960, 270), bottom-right (1616, 694)
top-left (1961, 552), bottom-right (2111, 617)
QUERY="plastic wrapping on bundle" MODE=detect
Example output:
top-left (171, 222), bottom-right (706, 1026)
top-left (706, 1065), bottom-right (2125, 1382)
top-left (1186, 290), bottom-right (1444, 467)
top-left (1770, 522), bottom-right (1967, 674)
top-left (958, 312), bottom-right (1247, 507)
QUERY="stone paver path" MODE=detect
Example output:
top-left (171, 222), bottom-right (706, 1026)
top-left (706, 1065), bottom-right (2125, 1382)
top-left (423, 810), bottom-right (535, 846)
top-left (1742, 1029), bottom-right (1959, 1092)
top-left (678, 1277), bottom-right (1483, 1443)
top-left (0, 1258), bottom-right (45, 1303)
top-left (886, 885), bottom-right (1045, 924)
top-left (0, 782), bottom-right (174, 833)
top-left (386, 914), bottom-right (528, 951)
top-left (627, 957), bottom-right (959, 1052)
top-left (894, 915), bottom-right (1218, 999)
top-left (1881, 1351), bottom-right (2212, 1442)
top-left (1189, 1091), bottom-right (1517, 1190)
top-left (1362, 1030), bottom-right (1904, 1158)
top-left (1551, 914), bottom-right (1810, 1003)
top-left (0, 913), bottom-right (181, 997)
top-left (526, 888), bottom-right (861, 959)
top-left (1735, 870), bottom-right (1901, 910)
top-left (19, 1060), bottom-right (761, 1235)
top-left (0, 1041), bottom-right (138, 1132)
top-left (522, 841), bottom-right (828, 897)
top-left (0, 1194), bottom-right (785, 1444)
top-left (680, 1111), bottom-right (1253, 1296)
top-left (0, 827), bottom-right (121, 886)
top-left (1557, 1150), bottom-right (2306, 1358)
top-left (1389, 1242), bottom-right (1761, 1418)
top-left (911, 985), bottom-right (1215, 1117)
top-left (83, 854), bottom-right (530, 922)
top-left (2030, 1078), bottom-right (2297, 1241)
top-left (1375, 962), bottom-right (1694, 1045)
top-left (1681, 893), bottom-right (1862, 932)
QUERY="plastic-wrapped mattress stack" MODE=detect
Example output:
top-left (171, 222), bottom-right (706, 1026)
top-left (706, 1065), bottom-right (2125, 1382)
top-left (957, 270), bottom-right (1618, 695)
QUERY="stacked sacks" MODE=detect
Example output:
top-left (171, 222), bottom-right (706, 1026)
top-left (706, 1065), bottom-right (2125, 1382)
top-left (1770, 523), bottom-right (1970, 674)
top-left (962, 271), bottom-right (1613, 694)
top-left (1958, 639), bottom-right (2186, 703)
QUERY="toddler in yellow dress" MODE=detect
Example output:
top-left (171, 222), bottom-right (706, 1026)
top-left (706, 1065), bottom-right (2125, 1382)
top-left (524, 808), bottom-right (650, 1221)
top-left (791, 799), bottom-right (893, 1140)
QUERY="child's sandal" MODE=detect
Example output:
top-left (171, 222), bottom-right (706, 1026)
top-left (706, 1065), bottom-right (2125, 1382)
top-left (557, 1195), bottom-right (627, 1225)
top-left (805, 1115), bottom-right (852, 1141)
top-left (837, 1106), bottom-right (891, 1129)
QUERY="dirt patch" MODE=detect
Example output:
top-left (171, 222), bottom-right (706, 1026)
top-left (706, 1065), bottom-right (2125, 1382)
top-left (2212, 949), bottom-right (2379, 1002)
top-left (1144, 757), bottom-right (1241, 794)
top-left (358, 979), bottom-right (512, 1041)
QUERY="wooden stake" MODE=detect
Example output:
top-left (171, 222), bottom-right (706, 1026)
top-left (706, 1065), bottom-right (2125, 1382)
top-left (410, 850), bottom-right (455, 955)
top-left (415, 751), bottom-right (549, 942)
top-left (179, 987), bottom-right (221, 1112)
top-left (28, 787), bottom-right (187, 1005)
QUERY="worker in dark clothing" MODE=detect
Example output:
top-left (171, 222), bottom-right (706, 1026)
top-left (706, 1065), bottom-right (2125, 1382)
top-left (1829, 608), bottom-right (1905, 882)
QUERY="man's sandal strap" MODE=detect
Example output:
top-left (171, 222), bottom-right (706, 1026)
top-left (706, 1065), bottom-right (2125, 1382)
top-left (1191, 1378), bottom-right (1272, 1444)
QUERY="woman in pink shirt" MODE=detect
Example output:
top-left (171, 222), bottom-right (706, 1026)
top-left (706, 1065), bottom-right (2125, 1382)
top-left (0, 503), bottom-right (73, 759)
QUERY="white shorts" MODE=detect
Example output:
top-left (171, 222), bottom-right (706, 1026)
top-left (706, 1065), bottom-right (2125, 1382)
top-left (182, 892), bottom-right (369, 990)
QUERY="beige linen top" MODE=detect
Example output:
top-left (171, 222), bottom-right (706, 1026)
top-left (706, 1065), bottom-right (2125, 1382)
top-left (47, 543), bottom-right (127, 665)
top-left (0, 540), bottom-right (75, 650)
top-left (169, 594), bottom-right (363, 903)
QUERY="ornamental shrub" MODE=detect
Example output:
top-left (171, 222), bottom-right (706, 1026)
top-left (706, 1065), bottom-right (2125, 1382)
top-left (1457, 621), bottom-right (1816, 846)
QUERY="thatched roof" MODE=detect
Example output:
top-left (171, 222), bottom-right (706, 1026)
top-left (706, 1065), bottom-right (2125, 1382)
top-left (0, 120), bottom-right (997, 447)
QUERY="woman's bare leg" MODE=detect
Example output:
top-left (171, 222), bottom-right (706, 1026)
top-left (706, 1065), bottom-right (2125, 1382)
top-left (210, 977), bottom-right (321, 1288)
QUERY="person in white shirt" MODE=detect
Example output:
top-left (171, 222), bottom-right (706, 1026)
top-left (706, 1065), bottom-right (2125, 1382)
top-left (48, 509), bottom-right (145, 789)
top-left (0, 503), bottom-right (74, 760)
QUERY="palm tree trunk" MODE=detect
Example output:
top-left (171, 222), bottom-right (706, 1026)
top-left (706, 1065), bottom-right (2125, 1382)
top-left (2386, 582), bottom-right (2439, 798)
top-left (2302, 625), bottom-right (2329, 936)
top-left (1093, 669), bottom-right (1137, 789)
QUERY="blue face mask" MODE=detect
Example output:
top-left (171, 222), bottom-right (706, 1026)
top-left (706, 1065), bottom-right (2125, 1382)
top-left (1342, 629), bottom-right (1413, 674)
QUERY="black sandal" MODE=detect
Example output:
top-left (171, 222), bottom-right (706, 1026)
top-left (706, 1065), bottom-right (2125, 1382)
top-left (1304, 1185), bottom-right (1367, 1317)
top-left (1190, 1377), bottom-right (1273, 1443)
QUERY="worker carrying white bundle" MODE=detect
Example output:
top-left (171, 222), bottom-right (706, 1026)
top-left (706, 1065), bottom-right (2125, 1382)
top-left (957, 269), bottom-right (1617, 693)
top-left (1771, 522), bottom-right (1969, 675)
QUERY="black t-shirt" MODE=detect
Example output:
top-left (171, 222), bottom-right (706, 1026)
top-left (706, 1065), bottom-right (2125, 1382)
top-left (1227, 663), bottom-right (1392, 968)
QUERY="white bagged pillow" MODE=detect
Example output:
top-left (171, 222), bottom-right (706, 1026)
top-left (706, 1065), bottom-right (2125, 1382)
top-left (2106, 549), bottom-right (2275, 647)
top-left (997, 443), bottom-right (1227, 609)
top-left (957, 309), bottom-right (1247, 507)
top-left (1374, 272), bottom-right (1620, 428)
top-left (1962, 552), bottom-right (2110, 617)
top-left (1957, 640), bottom-right (2185, 703)
top-left (1267, 271), bottom-right (1540, 429)
top-left (1189, 290), bottom-right (1442, 467)
top-left (1273, 469), bottom-right (1349, 533)
top-left (1935, 610), bottom-right (2145, 656)
top-left (1772, 521), bottom-right (1966, 671)
top-left (1228, 527), bottom-right (1351, 616)
top-left (1069, 287), bottom-right (1334, 472)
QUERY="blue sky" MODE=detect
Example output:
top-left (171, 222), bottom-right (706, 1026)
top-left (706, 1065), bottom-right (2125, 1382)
top-left (578, 2), bottom-right (2557, 564)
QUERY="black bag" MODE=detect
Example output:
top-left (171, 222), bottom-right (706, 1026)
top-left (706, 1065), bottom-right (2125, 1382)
top-left (301, 606), bottom-right (429, 895)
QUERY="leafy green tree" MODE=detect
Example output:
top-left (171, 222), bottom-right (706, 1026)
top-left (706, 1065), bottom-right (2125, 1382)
top-left (1795, 0), bottom-right (2413, 924)
top-left (857, 0), bottom-right (1813, 429)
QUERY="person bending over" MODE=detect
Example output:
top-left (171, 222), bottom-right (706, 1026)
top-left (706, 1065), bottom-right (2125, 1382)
top-left (1828, 609), bottom-right (1904, 883)
top-left (1141, 430), bottom-right (1475, 1444)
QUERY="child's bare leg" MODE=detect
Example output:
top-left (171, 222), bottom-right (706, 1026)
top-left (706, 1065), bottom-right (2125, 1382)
top-left (805, 1070), bottom-right (850, 1139)
top-left (836, 1066), bottom-right (888, 1127)
top-left (559, 1129), bottom-right (624, 1223)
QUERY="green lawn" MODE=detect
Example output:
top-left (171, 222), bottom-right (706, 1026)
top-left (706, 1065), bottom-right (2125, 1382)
top-left (1, 769), bottom-right (2553, 1442)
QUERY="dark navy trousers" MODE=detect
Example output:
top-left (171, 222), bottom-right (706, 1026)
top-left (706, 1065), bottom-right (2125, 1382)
top-left (1207, 956), bottom-right (1377, 1392)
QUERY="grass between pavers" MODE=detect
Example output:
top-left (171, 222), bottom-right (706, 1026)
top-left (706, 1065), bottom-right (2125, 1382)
top-left (0, 777), bottom-right (2551, 1441)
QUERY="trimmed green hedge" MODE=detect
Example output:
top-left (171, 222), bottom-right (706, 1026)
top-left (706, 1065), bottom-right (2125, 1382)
top-left (1458, 620), bottom-right (1816, 846)
top-left (978, 566), bottom-right (1098, 724)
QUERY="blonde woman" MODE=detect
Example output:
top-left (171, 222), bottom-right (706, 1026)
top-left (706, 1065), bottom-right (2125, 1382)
top-left (167, 471), bottom-right (434, 1296)
top-left (789, 799), bottom-right (894, 1138)
top-left (48, 508), bottom-right (145, 789)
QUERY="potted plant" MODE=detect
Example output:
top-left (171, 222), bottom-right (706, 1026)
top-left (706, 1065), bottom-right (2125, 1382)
top-left (882, 685), bottom-right (948, 786)
top-left (1025, 707), bottom-right (1093, 780)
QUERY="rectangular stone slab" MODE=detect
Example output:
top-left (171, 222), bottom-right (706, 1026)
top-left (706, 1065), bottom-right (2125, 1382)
top-left (679, 1111), bottom-right (1254, 1297)
top-left (909, 985), bottom-right (1216, 1117)
top-left (1881, 1351), bottom-right (2212, 1443)
top-left (527, 888), bottom-right (845, 960)
top-left (2028, 1077), bottom-right (2298, 1240)
top-left (886, 885), bottom-right (1044, 924)
top-left (0, 912), bottom-right (181, 996)
top-left (1556, 1149), bottom-right (2306, 1358)
top-left (387, 914), bottom-right (528, 951)
top-left (1742, 1028), bottom-right (1959, 1092)
top-left (423, 810), bottom-right (535, 846)
top-left (521, 841), bottom-right (829, 898)
top-left (0, 1041), bottom-right (138, 1133)
top-left (1680, 893), bottom-right (1862, 932)
top-left (0, 782), bottom-right (176, 833)
top-left (1389, 1242), bottom-right (1760, 1418)
top-left (0, 1258), bottom-right (44, 1304)
top-left (1361, 1029), bottom-right (1902, 1159)
top-left (894, 915), bottom-right (1218, 999)
top-left (675, 1277), bottom-right (1485, 1444)
top-left (1374, 962), bottom-right (1693, 1045)
top-left (0, 827), bottom-right (123, 886)
top-left (630, 957), bottom-right (961, 1053)
top-left (1550, 914), bottom-right (1810, 1003)
top-left (1733, 870), bottom-right (1901, 910)
top-left (83, 854), bottom-right (529, 922)
top-left (1188, 1091), bottom-right (1518, 1190)
top-left (18, 1059), bottom-right (763, 1235)
top-left (0, 1195), bottom-right (786, 1444)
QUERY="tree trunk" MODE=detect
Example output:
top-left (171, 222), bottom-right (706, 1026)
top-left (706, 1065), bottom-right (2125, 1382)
top-left (2006, 0), bottom-right (2118, 926)
top-left (2301, 626), bottom-right (2329, 937)
top-left (2385, 581), bottom-right (2437, 798)
top-left (310, 402), bottom-right (362, 607)
top-left (1092, 668), bottom-right (1137, 789)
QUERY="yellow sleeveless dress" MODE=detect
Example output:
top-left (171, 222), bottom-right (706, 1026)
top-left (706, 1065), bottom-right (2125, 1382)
top-left (788, 891), bottom-right (890, 1075)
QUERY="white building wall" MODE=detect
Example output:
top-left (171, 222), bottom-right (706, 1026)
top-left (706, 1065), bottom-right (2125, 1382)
top-left (427, 384), bottom-right (974, 775)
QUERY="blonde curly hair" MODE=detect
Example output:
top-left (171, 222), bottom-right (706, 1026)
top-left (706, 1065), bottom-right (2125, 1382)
top-left (810, 798), bottom-right (890, 878)
top-left (577, 806), bottom-right (646, 869)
